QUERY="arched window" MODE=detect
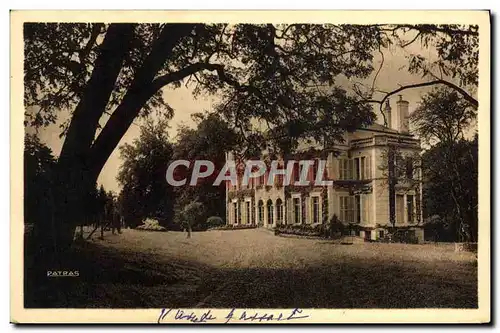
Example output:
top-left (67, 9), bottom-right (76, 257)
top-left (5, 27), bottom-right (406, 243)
top-left (267, 199), bottom-right (274, 227)
top-left (258, 200), bottom-right (264, 225)
top-left (244, 200), bottom-right (251, 225)
top-left (276, 198), bottom-right (284, 225)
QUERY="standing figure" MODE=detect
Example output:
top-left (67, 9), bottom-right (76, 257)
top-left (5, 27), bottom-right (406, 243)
top-left (111, 200), bottom-right (122, 234)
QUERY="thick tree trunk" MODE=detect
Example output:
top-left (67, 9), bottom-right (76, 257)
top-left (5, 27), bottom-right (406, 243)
top-left (32, 24), bottom-right (199, 256)
top-left (32, 24), bottom-right (135, 256)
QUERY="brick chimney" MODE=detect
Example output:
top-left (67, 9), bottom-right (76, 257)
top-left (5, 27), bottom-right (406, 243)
top-left (395, 95), bottom-right (409, 133)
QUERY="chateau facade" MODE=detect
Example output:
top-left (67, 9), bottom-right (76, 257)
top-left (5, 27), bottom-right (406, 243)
top-left (225, 96), bottom-right (424, 241)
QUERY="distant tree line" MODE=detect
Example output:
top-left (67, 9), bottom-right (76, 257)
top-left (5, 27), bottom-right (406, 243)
top-left (25, 113), bottom-right (237, 236)
top-left (115, 112), bottom-right (238, 232)
top-left (413, 88), bottom-right (478, 243)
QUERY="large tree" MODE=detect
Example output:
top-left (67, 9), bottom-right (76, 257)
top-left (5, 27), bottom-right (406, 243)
top-left (422, 137), bottom-right (478, 242)
top-left (411, 87), bottom-right (477, 242)
top-left (411, 87), bottom-right (477, 241)
top-left (172, 113), bottom-right (239, 224)
top-left (116, 117), bottom-right (175, 228)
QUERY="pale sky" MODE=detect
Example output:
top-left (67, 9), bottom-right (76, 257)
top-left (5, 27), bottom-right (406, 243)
top-left (33, 38), bottom-right (472, 193)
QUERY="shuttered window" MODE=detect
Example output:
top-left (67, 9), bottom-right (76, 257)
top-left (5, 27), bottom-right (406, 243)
top-left (339, 196), bottom-right (355, 223)
top-left (312, 196), bottom-right (320, 224)
top-left (407, 195), bottom-right (414, 223)
top-left (340, 157), bottom-right (373, 180)
top-left (339, 159), bottom-right (354, 180)
top-left (396, 194), bottom-right (405, 224)
top-left (365, 156), bottom-right (372, 179)
top-left (293, 197), bottom-right (301, 224)
top-left (340, 195), bottom-right (370, 224)
top-left (362, 195), bottom-right (371, 223)
top-left (233, 202), bottom-right (238, 224)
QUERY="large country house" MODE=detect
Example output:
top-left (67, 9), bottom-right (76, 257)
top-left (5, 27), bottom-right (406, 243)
top-left (225, 96), bottom-right (424, 242)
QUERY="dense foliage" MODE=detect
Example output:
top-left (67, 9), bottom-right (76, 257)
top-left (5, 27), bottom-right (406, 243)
top-left (24, 134), bottom-right (57, 227)
top-left (206, 216), bottom-right (225, 229)
top-left (422, 138), bottom-right (478, 242)
top-left (412, 88), bottom-right (478, 242)
top-left (172, 113), bottom-right (238, 222)
top-left (116, 118), bottom-right (175, 228)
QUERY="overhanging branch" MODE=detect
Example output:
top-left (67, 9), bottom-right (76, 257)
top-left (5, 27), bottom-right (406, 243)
top-left (368, 79), bottom-right (478, 109)
top-left (150, 62), bottom-right (223, 92)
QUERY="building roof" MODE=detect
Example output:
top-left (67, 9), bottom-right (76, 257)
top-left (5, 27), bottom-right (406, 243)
top-left (365, 123), bottom-right (399, 134)
top-left (358, 123), bottom-right (416, 137)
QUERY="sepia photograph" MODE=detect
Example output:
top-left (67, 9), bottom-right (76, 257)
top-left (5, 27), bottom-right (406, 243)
top-left (10, 10), bottom-right (490, 324)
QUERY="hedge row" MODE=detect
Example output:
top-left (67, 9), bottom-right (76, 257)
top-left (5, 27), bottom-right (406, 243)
top-left (274, 223), bottom-right (333, 238)
top-left (209, 224), bottom-right (258, 231)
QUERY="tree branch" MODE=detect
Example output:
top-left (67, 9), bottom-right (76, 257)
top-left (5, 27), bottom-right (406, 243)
top-left (368, 79), bottom-right (478, 109)
top-left (79, 23), bottom-right (104, 64)
top-left (58, 23), bottom-right (136, 168)
top-left (150, 62), bottom-right (222, 92)
top-left (377, 24), bottom-right (479, 37)
top-left (400, 31), bottom-right (421, 48)
top-left (88, 24), bottom-right (196, 178)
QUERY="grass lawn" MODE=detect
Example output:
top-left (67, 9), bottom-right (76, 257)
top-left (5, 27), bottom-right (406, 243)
top-left (25, 228), bottom-right (477, 308)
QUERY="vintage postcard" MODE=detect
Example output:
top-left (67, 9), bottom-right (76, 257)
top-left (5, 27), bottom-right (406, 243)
top-left (10, 10), bottom-right (490, 324)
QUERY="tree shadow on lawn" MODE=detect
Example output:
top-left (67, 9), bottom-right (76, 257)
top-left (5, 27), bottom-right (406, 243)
top-left (199, 261), bottom-right (477, 308)
top-left (24, 240), bottom-right (477, 309)
top-left (24, 240), bottom-right (213, 308)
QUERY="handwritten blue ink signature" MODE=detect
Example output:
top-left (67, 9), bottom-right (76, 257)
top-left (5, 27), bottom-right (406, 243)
top-left (158, 307), bottom-right (309, 324)
top-left (158, 308), bottom-right (216, 323)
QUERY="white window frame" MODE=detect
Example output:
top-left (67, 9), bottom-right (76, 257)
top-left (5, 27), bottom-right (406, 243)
top-left (257, 200), bottom-right (264, 224)
top-left (339, 196), bottom-right (355, 223)
top-left (406, 194), bottom-right (415, 224)
top-left (231, 199), bottom-right (238, 225)
top-left (244, 198), bottom-right (252, 225)
top-left (339, 158), bottom-right (355, 180)
top-left (361, 194), bottom-right (371, 223)
top-left (276, 199), bottom-right (284, 224)
top-left (310, 194), bottom-right (321, 224)
top-left (396, 194), bottom-right (405, 224)
top-left (292, 194), bottom-right (302, 224)
top-left (266, 200), bottom-right (274, 226)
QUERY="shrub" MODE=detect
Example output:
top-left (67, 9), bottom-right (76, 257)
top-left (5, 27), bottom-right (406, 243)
top-left (329, 215), bottom-right (345, 234)
top-left (209, 224), bottom-right (257, 231)
top-left (274, 223), bottom-right (322, 237)
top-left (206, 216), bottom-right (225, 228)
top-left (311, 223), bottom-right (327, 236)
top-left (381, 229), bottom-right (419, 244)
top-left (392, 230), bottom-right (419, 244)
